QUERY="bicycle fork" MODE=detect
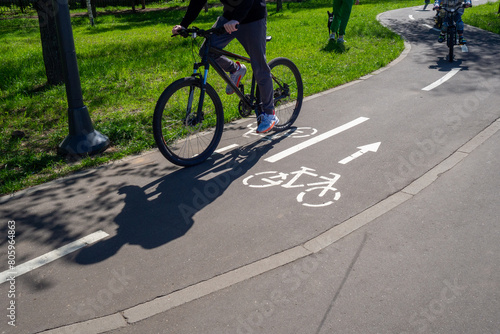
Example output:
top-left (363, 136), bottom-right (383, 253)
top-left (186, 62), bottom-right (209, 126)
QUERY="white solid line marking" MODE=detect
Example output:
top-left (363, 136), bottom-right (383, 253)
top-left (265, 117), bottom-right (369, 163)
top-left (422, 68), bottom-right (461, 91)
top-left (0, 230), bottom-right (109, 284)
top-left (214, 144), bottom-right (239, 154)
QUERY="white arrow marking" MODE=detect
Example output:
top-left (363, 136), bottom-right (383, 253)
top-left (338, 142), bottom-right (381, 164)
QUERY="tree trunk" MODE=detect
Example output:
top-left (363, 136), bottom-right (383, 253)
top-left (86, 0), bottom-right (95, 26)
top-left (19, 0), bottom-right (26, 13)
top-left (34, 0), bottom-right (64, 85)
top-left (276, 0), bottom-right (282, 12)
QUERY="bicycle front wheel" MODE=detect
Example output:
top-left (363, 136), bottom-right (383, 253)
top-left (153, 77), bottom-right (224, 167)
top-left (268, 57), bottom-right (303, 131)
top-left (447, 27), bottom-right (455, 62)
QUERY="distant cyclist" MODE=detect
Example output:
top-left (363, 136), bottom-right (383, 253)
top-left (433, 0), bottom-right (472, 44)
top-left (172, 0), bottom-right (279, 133)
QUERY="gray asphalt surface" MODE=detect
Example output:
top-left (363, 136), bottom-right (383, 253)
top-left (1, 1), bottom-right (499, 333)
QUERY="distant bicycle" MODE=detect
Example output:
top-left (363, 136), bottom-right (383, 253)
top-left (434, 3), bottom-right (471, 62)
top-left (153, 26), bottom-right (303, 166)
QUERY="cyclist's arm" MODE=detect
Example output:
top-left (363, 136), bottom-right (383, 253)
top-left (179, 0), bottom-right (207, 28)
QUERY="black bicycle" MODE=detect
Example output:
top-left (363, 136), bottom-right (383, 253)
top-left (434, 3), bottom-right (470, 62)
top-left (153, 26), bottom-right (303, 167)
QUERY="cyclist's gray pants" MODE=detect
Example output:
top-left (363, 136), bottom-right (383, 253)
top-left (202, 17), bottom-right (274, 115)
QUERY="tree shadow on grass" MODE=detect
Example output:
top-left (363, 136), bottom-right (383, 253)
top-left (74, 4), bottom-right (221, 33)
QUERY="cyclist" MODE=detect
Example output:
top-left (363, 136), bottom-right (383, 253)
top-left (172, 0), bottom-right (278, 133)
top-left (433, 0), bottom-right (472, 44)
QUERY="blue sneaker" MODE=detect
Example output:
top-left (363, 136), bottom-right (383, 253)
top-left (256, 112), bottom-right (279, 133)
top-left (226, 62), bottom-right (246, 95)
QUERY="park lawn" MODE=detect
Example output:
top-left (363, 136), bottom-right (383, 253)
top-left (463, 0), bottom-right (500, 34)
top-left (1, 0), bottom-right (424, 195)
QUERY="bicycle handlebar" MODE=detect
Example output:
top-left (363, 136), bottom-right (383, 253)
top-left (433, 3), bottom-right (471, 10)
top-left (172, 25), bottom-right (239, 38)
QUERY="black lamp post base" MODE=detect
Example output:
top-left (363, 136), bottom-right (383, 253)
top-left (58, 130), bottom-right (110, 156)
top-left (57, 105), bottom-right (110, 156)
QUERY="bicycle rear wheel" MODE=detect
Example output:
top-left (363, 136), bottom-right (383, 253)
top-left (153, 77), bottom-right (224, 167)
top-left (267, 57), bottom-right (303, 131)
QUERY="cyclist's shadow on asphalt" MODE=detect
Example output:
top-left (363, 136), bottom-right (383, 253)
top-left (429, 57), bottom-right (469, 72)
top-left (75, 131), bottom-right (291, 265)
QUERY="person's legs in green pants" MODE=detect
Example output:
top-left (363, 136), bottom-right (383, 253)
top-left (330, 0), bottom-right (354, 42)
top-left (330, 0), bottom-right (342, 39)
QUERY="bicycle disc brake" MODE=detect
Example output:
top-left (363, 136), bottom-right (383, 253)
top-left (273, 83), bottom-right (290, 107)
top-left (184, 112), bottom-right (203, 126)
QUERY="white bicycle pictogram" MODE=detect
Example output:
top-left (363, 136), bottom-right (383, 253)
top-left (242, 166), bottom-right (341, 207)
top-left (243, 123), bottom-right (318, 139)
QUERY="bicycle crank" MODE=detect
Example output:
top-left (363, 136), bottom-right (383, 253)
top-left (238, 94), bottom-right (253, 117)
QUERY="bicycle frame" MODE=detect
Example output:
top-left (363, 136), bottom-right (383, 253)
top-left (192, 35), bottom-right (259, 117)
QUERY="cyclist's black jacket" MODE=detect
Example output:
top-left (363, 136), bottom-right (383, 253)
top-left (180, 0), bottom-right (267, 28)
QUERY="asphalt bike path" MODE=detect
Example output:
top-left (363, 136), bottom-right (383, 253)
top-left (1, 1), bottom-right (499, 333)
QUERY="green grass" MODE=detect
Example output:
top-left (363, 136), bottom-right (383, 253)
top-left (463, 0), bottom-right (500, 34)
top-left (2, 0), bottom-right (495, 195)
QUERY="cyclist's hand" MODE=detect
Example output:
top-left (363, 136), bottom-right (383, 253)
top-left (172, 25), bottom-right (185, 36)
top-left (433, 5), bottom-right (440, 10)
top-left (224, 20), bottom-right (239, 34)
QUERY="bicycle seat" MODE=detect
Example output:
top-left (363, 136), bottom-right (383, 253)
top-left (266, 36), bottom-right (272, 42)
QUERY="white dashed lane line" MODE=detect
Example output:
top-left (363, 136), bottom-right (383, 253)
top-left (0, 230), bottom-right (109, 284)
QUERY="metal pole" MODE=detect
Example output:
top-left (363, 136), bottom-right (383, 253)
top-left (53, 0), bottom-right (109, 156)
